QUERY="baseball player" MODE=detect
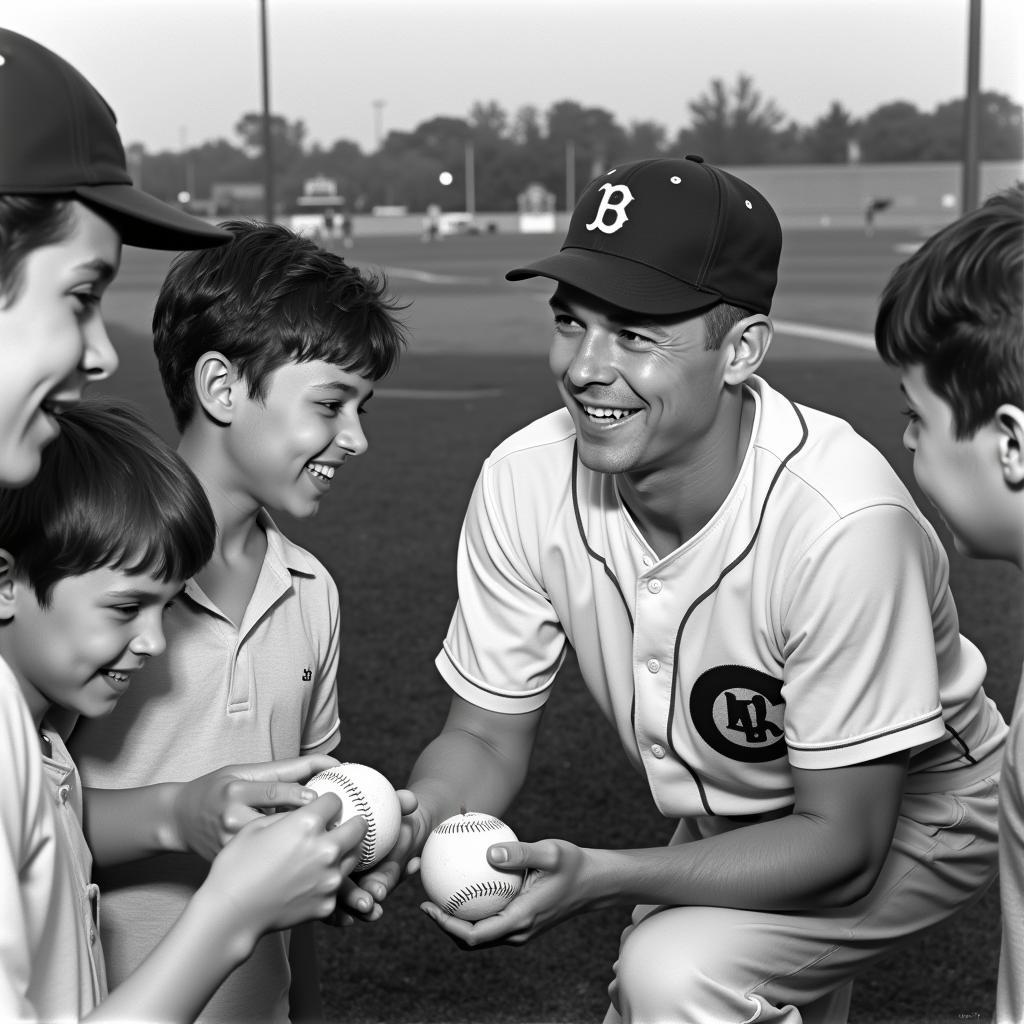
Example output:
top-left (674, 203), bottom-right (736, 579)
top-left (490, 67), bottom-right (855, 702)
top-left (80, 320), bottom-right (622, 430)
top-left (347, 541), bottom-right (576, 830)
top-left (370, 157), bottom-right (1007, 1022)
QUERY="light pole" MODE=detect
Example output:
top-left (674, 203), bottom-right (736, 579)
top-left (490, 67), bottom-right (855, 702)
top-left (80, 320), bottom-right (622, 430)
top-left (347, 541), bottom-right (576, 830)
top-left (565, 140), bottom-right (576, 212)
top-left (179, 126), bottom-right (195, 206)
top-left (961, 0), bottom-right (982, 214)
top-left (259, 0), bottom-right (275, 224)
top-left (464, 142), bottom-right (475, 217)
top-left (373, 99), bottom-right (386, 151)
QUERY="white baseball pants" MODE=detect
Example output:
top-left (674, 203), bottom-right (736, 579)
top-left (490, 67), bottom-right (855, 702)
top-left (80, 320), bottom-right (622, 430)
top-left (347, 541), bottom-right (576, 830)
top-left (602, 770), bottom-right (999, 1024)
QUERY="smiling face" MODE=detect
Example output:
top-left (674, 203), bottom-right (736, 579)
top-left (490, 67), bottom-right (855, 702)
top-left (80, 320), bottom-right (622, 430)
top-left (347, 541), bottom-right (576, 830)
top-left (547, 284), bottom-right (737, 481)
top-left (225, 358), bottom-right (374, 518)
top-left (0, 201), bottom-right (121, 487)
top-left (0, 564), bottom-right (181, 728)
top-left (899, 363), bottom-right (1015, 559)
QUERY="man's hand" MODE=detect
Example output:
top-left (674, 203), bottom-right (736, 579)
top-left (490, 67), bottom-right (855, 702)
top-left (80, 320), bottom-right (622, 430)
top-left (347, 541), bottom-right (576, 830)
top-left (171, 754), bottom-right (341, 861)
top-left (420, 837), bottom-right (594, 948)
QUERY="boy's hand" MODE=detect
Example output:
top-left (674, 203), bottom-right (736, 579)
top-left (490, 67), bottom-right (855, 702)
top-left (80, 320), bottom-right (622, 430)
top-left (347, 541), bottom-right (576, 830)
top-left (202, 796), bottom-right (367, 940)
top-left (172, 754), bottom-right (341, 861)
top-left (324, 789), bottom-right (423, 926)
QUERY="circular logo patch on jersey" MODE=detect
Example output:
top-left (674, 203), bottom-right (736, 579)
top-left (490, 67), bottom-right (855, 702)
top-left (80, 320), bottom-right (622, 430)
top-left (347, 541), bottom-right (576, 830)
top-left (689, 665), bottom-right (787, 763)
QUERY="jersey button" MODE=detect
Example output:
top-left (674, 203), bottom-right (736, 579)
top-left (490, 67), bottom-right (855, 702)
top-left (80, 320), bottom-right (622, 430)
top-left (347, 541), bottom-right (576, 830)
top-left (647, 579), bottom-right (662, 594)
top-left (646, 658), bottom-right (661, 674)
top-left (650, 744), bottom-right (666, 758)
top-left (57, 784), bottom-right (71, 805)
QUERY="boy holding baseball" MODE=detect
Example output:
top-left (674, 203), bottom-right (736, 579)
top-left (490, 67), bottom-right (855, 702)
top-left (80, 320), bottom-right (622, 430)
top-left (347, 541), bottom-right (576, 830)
top-left (0, 397), bottom-right (367, 1022)
top-left (69, 221), bottom-right (411, 1022)
top-left (1, 29), bottom-right (370, 1023)
top-left (875, 183), bottom-right (1024, 1023)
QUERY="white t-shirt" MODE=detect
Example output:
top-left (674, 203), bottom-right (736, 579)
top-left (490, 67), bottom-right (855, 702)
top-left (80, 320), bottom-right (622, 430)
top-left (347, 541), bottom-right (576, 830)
top-left (437, 377), bottom-right (1006, 819)
top-left (0, 657), bottom-right (106, 1022)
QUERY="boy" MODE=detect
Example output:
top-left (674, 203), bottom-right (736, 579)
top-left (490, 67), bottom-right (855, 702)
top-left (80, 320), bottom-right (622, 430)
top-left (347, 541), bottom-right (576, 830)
top-left (0, 26), bottom-right (229, 490)
top-left (70, 221), bottom-right (409, 1022)
top-left (0, 28), bottom-right (365, 1023)
top-left (368, 157), bottom-right (1006, 1022)
top-left (875, 184), bottom-right (1024, 1024)
top-left (0, 397), bottom-right (367, 1022)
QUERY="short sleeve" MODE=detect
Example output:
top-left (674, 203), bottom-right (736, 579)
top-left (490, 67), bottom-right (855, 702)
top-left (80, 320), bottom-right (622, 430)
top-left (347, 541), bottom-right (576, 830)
top-left (436, 466), bottom-right (566, 714)
top-left (780, 504), bottom-right (947, 769)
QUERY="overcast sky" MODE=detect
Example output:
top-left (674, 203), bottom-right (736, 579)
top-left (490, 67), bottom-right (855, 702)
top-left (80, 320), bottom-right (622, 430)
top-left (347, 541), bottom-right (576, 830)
top-left (3, 0), bottom-right (1023, 154)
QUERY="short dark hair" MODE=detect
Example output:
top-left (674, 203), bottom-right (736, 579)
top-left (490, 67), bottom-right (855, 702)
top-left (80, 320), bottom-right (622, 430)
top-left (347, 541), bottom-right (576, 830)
top-left (0, 196), bottom-right (74, 306)
top-left (153, 220), bottom-right (408, 431)
top-left (0, 397), bottom-right (215, 607)
top-left (875, 184), bottom-right (1024, 439)
top-left (703, 302), bottom-right (754, 350)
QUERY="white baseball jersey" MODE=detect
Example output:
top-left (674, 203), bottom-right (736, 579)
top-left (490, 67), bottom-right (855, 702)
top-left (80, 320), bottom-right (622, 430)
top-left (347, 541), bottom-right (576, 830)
top-left (437, 376), bottom-right (1006, 819)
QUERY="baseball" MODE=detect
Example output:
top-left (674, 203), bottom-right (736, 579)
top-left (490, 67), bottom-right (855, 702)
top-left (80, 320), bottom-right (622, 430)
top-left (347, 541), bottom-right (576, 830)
top-left (419, 811), bottom-right (524, 921)
top-left (306, 763), bottom-right (402, 870)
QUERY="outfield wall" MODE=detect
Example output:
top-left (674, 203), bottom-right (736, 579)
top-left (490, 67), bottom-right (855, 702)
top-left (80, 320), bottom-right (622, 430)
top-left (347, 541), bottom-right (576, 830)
top-left (334, 160), bottom-right (1023, 238)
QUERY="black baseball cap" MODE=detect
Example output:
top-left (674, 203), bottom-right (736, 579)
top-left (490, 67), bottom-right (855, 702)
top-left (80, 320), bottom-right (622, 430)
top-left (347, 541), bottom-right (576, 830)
top-left (0, 28), bottom-right (229, 250)
top-left (507, 156), bottom-right (782, 315)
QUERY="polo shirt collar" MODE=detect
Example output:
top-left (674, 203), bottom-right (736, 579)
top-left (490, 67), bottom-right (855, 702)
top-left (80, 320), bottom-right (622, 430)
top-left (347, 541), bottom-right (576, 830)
top-left (182, 509), bottom-right (319, 624)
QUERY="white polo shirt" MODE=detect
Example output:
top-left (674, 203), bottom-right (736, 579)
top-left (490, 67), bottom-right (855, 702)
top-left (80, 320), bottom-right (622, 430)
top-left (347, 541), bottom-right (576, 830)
top-left (1, 659), bottom-right (106, 1023)
top-left (70, 513), bottom-right (341, 1023)
top-left (438, 376), bottom-right (1006, 819)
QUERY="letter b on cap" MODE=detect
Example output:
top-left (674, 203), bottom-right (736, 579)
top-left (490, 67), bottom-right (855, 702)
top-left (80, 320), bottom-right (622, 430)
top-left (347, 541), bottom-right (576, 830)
top-left (586, 183), bottom-right (634, 234)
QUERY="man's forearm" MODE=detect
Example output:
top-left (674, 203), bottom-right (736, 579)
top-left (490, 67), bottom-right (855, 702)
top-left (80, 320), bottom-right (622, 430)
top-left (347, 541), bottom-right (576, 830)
top-left (587, 811), bottom-right (878, 915)
top-left (408, 729), bottom-right (525, 830)
top-left (582, 753), bottom-right (908, 914)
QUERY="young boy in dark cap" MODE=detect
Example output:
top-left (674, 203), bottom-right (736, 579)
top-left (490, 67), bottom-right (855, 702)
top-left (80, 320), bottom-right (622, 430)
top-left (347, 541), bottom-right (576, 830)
top-left (368, 157), bottom-right (1006, 1022)
top-left (0, 25), bottom-right (229, 490)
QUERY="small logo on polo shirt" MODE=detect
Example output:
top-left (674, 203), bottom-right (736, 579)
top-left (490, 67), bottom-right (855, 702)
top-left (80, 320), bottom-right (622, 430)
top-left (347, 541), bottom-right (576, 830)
top-left (302, 667), bottom-right (312, 681)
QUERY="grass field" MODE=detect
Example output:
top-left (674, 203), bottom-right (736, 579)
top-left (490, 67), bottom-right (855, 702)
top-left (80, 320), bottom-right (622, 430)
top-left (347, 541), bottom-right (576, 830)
top-left (96, 228), bottom-right (1021, 1024)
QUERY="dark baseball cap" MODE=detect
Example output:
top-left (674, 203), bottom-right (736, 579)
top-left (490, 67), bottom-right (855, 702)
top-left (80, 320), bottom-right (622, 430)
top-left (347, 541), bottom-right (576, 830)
top-left (0, 28), bottom-right (229, 250)
top-left (507, 156), bottom-right (782, 315)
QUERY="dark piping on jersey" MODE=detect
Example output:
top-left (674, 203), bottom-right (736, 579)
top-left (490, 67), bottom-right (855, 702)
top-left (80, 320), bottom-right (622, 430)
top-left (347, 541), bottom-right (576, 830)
top-left (571, 398), bottom-right (810, 817)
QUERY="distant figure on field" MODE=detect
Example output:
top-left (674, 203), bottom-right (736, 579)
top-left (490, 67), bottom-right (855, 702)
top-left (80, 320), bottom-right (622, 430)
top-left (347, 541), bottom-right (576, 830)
top-left (864, 196), bottom-right (892, 236)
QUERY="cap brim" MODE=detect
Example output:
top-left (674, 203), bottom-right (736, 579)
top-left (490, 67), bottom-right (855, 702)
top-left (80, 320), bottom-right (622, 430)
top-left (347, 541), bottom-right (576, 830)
top-left (75, 183), bottom-right (231, 250)
top-left (506, 247), bottom-right (721, 316)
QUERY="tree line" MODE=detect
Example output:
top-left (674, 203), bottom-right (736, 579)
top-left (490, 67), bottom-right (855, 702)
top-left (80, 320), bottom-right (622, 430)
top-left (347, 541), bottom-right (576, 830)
top-left (133, 74), bottom-right (1023, 215)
